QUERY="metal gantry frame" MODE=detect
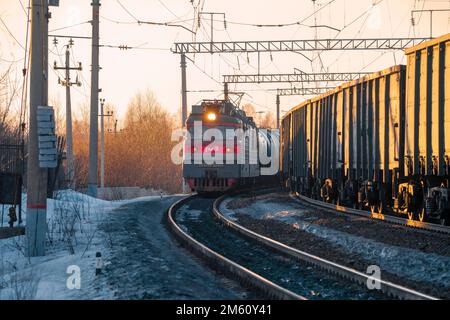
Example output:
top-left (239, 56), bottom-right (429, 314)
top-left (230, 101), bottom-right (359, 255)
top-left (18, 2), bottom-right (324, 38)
top-left (222, 72), bottom-right (370, 84)
top-left (173, 36), bottom-right (432, 129)
top-left (222, 71), bottom-right (361, 129)
top-left (172, 37), bottom-right (431, 54)
top-left (276, 87), bottom-right (331, 96)
top-left (274, 87), bottom-right (334, 128)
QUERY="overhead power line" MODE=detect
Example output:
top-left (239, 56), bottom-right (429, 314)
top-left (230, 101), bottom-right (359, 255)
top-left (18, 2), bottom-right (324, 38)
top-left (219, 0), bottom-right (338, 28)
top-left (0, 16), bottom-right (25, 49)
top-left (115, 0), bottom-right (195, 33)
top-left (49, 21), bottom-right (91, 32)
top-left (99, 44), bottom-right (170, 51)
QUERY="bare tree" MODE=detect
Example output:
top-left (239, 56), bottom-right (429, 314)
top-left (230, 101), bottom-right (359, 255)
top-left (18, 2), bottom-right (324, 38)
top-left (0, 63), bottom-right (21, 141)
top-left (242, 103), bottom-right (256, 119)
top-left (71, 89), bottom-right (182, 193)
top-left (242, 103), bottom-right (276, 128)
top-left (259, 111), bottom-right (276, 129)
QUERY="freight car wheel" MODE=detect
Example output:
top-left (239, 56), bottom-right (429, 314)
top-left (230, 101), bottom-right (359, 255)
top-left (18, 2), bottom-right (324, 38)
top-left (407, 211), bottom-right (414, 221)
top-left (440, 217), bottom-right (449, 226)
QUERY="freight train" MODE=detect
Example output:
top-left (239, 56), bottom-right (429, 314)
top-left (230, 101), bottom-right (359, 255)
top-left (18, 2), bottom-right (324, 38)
top-left (183, 99), bottom-right (279, 193)
top-left (281, 34), bottom-right (450, 225)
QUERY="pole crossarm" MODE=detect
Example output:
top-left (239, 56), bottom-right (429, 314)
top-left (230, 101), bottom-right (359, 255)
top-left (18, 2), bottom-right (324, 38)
top-left (223, 72), bottom-right (370, 84)
top-left (172, 37), bottom-right (431, 54)
top-left (277, 87), bottom-right (332, 96)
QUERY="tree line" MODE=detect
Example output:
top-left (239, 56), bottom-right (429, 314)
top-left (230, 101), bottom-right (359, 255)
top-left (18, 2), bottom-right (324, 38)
top-left (72, 89), bottom-right (182, 193)
top-left (2, 60), bottom-right (276, 195)
top-left (1, 60), bottom-right (183, 193)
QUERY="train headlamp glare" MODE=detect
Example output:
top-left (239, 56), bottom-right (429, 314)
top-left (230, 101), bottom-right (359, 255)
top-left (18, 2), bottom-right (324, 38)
top-left (207, 112), bottom-right (216, 121)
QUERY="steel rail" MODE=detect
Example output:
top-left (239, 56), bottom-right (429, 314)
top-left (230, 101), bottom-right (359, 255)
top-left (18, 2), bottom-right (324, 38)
top-left (213, 194), bottom-right (438, 300)
top-left (293, 192), bottom-right (450, 235)
top-left (166, 194), bottom-right (305, 300)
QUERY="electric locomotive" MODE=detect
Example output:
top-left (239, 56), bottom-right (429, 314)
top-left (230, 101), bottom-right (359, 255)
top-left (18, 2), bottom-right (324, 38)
top-left (183, 99), bottom-right (278, 193)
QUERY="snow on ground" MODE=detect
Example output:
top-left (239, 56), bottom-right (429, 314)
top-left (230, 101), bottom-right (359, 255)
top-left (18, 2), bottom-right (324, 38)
top-left (1, 191), bottom-right (247, 300)
top-left (99, 197), bottom-right (248, 299)
top-left (0, 190), bottom-right (124, 299)
top-left (220, 196), bottom-right (450, 288)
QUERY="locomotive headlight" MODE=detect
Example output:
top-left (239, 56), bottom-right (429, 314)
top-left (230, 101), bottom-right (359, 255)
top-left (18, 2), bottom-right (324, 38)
top-left (207, 112), bottom-right (216, 121)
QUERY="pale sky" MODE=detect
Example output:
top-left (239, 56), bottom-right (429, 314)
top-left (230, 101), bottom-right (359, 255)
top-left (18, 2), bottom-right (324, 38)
top-left (1, 0), bottom-right (450, 126)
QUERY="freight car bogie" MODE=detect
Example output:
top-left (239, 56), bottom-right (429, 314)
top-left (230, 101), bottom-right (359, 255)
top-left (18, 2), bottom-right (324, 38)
top-left (426, 185), bottom-right (450, 225)
top-left (395, 179), bottom-right (425, 221)
top-left (393, 176), bottom-right (450, 224)
top-left (331, 178), bottom-right (384, 212)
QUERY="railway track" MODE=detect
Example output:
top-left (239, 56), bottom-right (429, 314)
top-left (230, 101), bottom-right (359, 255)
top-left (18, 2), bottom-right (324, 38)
top-left (167, 193), bottom-right (436, 300)
top-left (167, 195), bottom-right (303, 300)
top-left (292, 192), bottom-right (450, 235)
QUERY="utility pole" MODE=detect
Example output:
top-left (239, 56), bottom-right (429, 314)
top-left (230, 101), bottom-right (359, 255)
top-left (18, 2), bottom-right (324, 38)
top-left (54, 40), bottom-right (82, 190)
top-left (26, 0), bottom-right (49, 257)
top-left (99, 98), bottom-right (113, 189)
top-left (88, 0), bottom-right (100, 197)
top-left (180, 54), bottom-right (187, 127)
top-left (180, 53), bottom-right (188, 193)
top-left (276, 94), bottom-right (280, 130)
top-left (224, 82), bottom-right (229, 100)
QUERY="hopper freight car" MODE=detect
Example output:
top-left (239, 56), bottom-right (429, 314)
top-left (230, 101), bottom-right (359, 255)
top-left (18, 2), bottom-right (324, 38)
top-left (281, 34), bottom-right (450, 225)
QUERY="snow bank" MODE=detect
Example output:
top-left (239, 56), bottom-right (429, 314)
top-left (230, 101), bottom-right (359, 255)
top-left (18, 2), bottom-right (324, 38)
top-left (0, 190), bottom-right (125, 299)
